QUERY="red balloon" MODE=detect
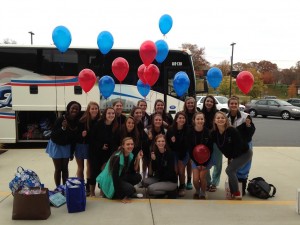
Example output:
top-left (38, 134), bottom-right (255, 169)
top-left (137, 64), bottom-right (148, 84)
top-left (78, 69), bottom-right (96, 93)
top-left (236, 71), bottom-right (254, 94)
top-left (193, 144), bottom-right (210, 164)
top-left (139, 40), bottom-right (157, 66)
top-left (144, 64), bottom-right (160, 86)
top-left (112, 57), bottom-right (129, 82)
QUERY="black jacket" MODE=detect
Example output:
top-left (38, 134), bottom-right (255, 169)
top-left (151, 150), bottom-right (177, 183)
top-left (186, 127), bottom-right (213, 166)
top-left (211, 127), bottom-right (249, 159)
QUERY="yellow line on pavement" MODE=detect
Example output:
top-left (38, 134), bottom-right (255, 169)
top-left (214, 200), bottom-right (296, 205)
top-left (86, 198), bottom-right (295, 206)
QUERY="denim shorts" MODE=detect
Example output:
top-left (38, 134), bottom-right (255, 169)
top-left (75, 143), bottom-right (89, 159)
top-left (191, 157), bottom-right (214, 170)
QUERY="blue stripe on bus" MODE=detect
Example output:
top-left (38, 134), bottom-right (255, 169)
top-left (0, 112), bottom-right (15, 116)
top-left (112, 92), bottom-right (145, 101)
top-left (11, 77), bottom-right (78, 84)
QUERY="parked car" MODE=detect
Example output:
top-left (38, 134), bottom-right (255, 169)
top-left (196, 95), bottom-right (245, 113)
top-left (287, 98), bottom-right (300, 107)
top-left (245, 99), bottom-right (300, 120)
top-left (263, 96), bottom-right (277, 99)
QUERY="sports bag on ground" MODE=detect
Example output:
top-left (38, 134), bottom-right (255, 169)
top-left (247, 177), bottom-right (276, 199)
top-left (9, 166), bottom-right (42, 194)
top-left (65, 177), bottom-right (86, 213)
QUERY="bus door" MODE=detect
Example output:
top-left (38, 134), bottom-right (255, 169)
top-left (0, 85), bottom-right (16, 143)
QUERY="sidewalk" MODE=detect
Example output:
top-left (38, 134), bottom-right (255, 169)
top-left (0, 147), bottom-right (299, 225)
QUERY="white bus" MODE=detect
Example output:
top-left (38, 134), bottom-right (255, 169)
top-left (0, 45), bottom-right (196, 143)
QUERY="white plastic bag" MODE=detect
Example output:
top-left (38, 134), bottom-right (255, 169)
top-left (225, 179), bottom-right (242, 200)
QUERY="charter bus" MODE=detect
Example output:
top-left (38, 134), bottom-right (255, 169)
top-left (0, 45), bottom-right (196, 143)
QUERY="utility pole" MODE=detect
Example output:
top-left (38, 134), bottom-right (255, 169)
top-left (28, 31), bottom-right (35, 45)
top-left (229, 42), bottom-right (236, 97)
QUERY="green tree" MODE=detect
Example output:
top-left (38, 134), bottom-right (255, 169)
top-left (246, 68), bottom-right (265, 99)
top-left (218, 75), bottom-right (230, 96)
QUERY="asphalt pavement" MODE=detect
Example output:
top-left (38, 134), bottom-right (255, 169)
top-left (0, 146), bottom-right (300, 225)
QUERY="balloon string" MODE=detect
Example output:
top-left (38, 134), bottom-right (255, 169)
top-left (59, 52), bottom-right (67, 110)
top-left (150, 88), bottom-right (154, 114)
top-left (120, 82), bottom-right (122, 100)
top-left (85, 93), bottom-right (88, 109)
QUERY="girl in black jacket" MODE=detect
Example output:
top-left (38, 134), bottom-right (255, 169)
top-left (186, 112), bottom-right (213, 199)
top-left (130, 107), bottom-right (149, 178)
top-left (211, 111), bottom-right (253, 200)
top-left (166, 111), bottom-right (189, 197)
top-left (75, 101), bottom-right (100, 195)
top-left (142, 134), bottom-right (177, 198)
top-left (89, 107), bottom-right (119, 196)
top-left (144, 113), bottom-right (167, 177)
top-left (46, 101), bottom-right (81, 186)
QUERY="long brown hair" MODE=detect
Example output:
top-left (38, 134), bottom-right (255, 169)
top-left (170, 111), bottom-right (187, 132)
top-left (101, 107), bottom-right (119, 132)
top-left (79, 101), bottom-right (101, 130)
top-left (120, 116), bottom-right (140, 146)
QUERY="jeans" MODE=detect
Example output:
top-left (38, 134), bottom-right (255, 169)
top-left (206, 143), bottom-right (223, 186)
top-left (237, 142), bottom-right (253, 180)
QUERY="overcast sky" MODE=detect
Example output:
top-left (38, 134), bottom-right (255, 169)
top-left (1, 0), bottom-right (300, 69)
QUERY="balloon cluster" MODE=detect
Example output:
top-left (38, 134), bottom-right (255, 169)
top-left (205, 66), bottom-right (254, 95)
top-left (51, 14), bottom-right (177, 99)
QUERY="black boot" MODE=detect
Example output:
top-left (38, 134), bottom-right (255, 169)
top-left (238, 178), bottom-right (247, 196)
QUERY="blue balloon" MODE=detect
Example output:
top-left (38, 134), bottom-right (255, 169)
top-left (173, 71), bottom-right (190, 97)
top-left (159, 14), bottom-right (173, 35)
top-left (155, 40), bottom-right (169, 63)
top-left (97, 31), bottom-right (114, 55)
top-left (98, 75), bottom-right (115, 99)
top-left (207, 67), bottom-right (223, 88)
top-left (137, 79), bottom-right (150, 97)
top-left (52, 26), bottom-right (72, 53)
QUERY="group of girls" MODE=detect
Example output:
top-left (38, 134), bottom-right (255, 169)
top-left (46, 95), bottom-right (255, 202)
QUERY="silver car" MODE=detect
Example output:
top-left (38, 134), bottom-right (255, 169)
top-left (245, 99), bottom-right (300, 120)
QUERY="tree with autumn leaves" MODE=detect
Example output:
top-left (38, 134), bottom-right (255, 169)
top-left (181, 43), bottom-right (299, 98)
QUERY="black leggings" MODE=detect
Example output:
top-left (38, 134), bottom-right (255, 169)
top-left (89, 150), bottom-right (111, 185)
top-left (114, 173), bottom-right (142, 199)
top-left (52, 158), bottom-right (69, 186)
